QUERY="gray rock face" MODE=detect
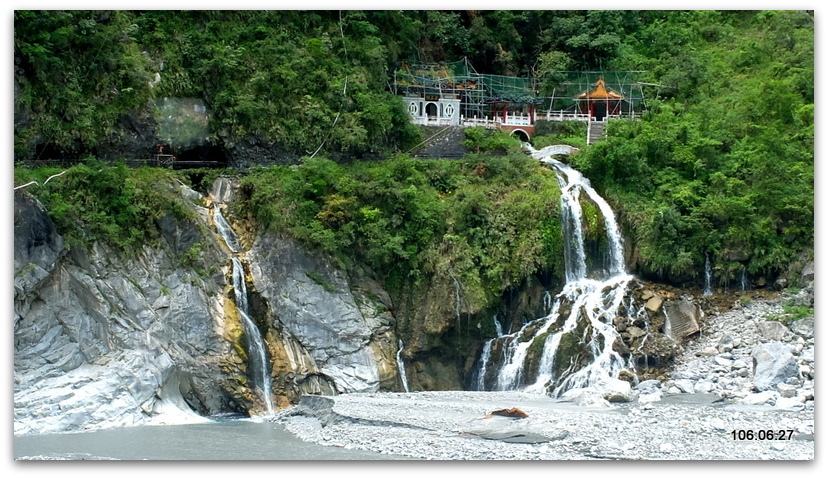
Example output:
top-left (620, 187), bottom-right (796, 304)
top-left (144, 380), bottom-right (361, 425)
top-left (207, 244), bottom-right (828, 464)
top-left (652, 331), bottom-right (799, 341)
top-left (751, 342), bottom-right (798, 391)
top-left (248, 234), bottom-right (395, 393)
top-left (14, 191), bottom-right (64, 312)
top-left (209, 176), bottom-right (238, 204)
top-left (14, 190), bottom-right (242, 434)
top-left (800, 261), bottom-right (814, 284)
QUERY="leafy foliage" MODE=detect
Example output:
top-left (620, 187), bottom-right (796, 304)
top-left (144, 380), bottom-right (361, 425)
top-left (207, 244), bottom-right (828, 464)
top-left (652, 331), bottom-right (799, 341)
top-left (238, 153), bottom-right (563, 301)
top-left (571, 11), bottom-right (813, 282)
top-left (15, 160), bottom-right (191, 251)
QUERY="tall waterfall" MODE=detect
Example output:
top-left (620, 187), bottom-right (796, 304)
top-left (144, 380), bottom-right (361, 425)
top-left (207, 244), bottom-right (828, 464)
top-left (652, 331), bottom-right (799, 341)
top-left (475, 145), bottom-right (634, 396)
top-left (214, 205), bottom-right (274, 415)
top-left (396, 340), bottom-right (410, 393)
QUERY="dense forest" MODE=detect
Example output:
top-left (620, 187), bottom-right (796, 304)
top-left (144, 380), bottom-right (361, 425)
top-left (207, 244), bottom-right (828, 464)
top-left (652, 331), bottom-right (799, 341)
top-left (14, 10), bottom-right (814, 297)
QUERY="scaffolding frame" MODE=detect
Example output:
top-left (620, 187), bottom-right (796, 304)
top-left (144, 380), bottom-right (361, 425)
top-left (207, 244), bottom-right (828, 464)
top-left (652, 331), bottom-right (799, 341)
top-left (393, 59), bottom-right (646, 122)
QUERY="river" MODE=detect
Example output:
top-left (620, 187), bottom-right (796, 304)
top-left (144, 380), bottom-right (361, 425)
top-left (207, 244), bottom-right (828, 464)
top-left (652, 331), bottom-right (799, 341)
top-left (14, 419), bottom-right (405, 460)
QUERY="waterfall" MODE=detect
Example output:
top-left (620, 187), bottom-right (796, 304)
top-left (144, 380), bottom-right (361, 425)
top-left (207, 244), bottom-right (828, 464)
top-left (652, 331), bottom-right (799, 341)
top-left (494, 316), bottom-right (504, 337)
top-left (452, 275), bottom-right (462, 329)
top-left (214, 205), bottom-right (241, 253)
top-left (704, 253), bottom-right (714, 296)
top-left (232, 259), bottom-right (275, 415)
top-left (213, 202), bottom-right (273, 415)
top-left (475, 339), bottom-right (493, 391)
top-left (740, 268), bottom-right (750, 291)
top-left (478, 145), bottom-right (635, 397)
top-left (396, 340), bottom-right (410, 392)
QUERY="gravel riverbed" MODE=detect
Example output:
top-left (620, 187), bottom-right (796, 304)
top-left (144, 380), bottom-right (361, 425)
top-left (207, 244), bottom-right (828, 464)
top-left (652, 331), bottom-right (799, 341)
top-left (276, 289), bottom-right (815, 460)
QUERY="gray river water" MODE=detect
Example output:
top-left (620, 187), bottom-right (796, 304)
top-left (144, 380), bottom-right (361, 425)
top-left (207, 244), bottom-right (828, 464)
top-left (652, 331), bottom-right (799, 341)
top-left (14, 419), bottom-right (405, 460)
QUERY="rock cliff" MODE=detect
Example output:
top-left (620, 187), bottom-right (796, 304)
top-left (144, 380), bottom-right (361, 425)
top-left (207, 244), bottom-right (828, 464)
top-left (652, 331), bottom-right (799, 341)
top-left (14, 178), bottom-right (408, 433)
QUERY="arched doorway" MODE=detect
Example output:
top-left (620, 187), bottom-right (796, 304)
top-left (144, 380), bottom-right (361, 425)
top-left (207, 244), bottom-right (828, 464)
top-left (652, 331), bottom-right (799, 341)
top-left (425, 102), bottom-right (438, 118)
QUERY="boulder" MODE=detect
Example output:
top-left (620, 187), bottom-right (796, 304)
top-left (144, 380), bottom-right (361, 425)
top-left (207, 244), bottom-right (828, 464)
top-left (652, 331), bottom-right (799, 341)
top-left (757, 321), bottom-right (790, 341)
top-left (724, 248), bottom-right (750, 262)
top-left (484, 408), bottom-right (529, 419)
top-left (601, 378), bottom-right (636, 402)
top-left (789, 317), bottom-right (814, 339)
top-left (560, 387), bottom-right (611, 407)
top-left (645, 296), bottom-right (663, 312)
top-left (751, 342), bottom-right (798, 391)
top-left (663, 299), bottom-right (700, 340)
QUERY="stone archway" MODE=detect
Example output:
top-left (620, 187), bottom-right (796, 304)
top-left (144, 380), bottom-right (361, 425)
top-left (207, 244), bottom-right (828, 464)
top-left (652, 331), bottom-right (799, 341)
top-left (425, 102), bottom-right (438, 117)
top-left (510, 129), bottom-right (530, 142)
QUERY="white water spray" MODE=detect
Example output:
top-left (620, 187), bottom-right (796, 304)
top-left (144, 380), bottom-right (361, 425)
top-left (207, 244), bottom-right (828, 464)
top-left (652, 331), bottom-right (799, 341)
top-left (478, 145), bottom-right (635, 396)
top-left (396, 340), bottom-right (410, 392)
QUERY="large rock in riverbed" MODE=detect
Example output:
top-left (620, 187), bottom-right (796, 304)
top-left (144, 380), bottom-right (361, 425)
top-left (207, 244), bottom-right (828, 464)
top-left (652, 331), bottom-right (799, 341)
top-left (751, 342), bottom-right (798, 391)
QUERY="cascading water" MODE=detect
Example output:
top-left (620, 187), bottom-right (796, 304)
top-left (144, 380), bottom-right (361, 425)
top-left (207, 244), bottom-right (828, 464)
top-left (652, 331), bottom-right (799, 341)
top-left (396, 340), bottom-right (410, 393)
top-left (704, 253), bottom-right (714, 296)
top-left (213, 204), bottom-right (274, 415)
top-left (214, 205), bottom-right (241, 253)
top-left (476, 145), bottom-right (635, 397)
top-left (232, 258), bottom-right (275, 415)
top-left (740, 267), bottom-right (750, 292)
top-left (493, 315), bottom-right (504, 337)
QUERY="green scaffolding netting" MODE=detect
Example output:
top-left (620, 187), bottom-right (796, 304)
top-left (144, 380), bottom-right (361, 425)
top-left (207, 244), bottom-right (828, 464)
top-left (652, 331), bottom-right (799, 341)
top-left (394, 60), bottom-right (646, 114)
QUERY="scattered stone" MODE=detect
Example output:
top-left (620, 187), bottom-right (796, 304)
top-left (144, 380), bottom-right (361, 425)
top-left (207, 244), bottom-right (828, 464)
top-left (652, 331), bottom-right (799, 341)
top-left (635, 379), bottom-right (661, 391)
top-left (717, 334), bottom-right (734, 353)
top-left (714, 356), bottom-right (733, 368)
top-left (776, 383), bottom-right (797, 398)
top-left (674, 379), bottom-right (695, 394)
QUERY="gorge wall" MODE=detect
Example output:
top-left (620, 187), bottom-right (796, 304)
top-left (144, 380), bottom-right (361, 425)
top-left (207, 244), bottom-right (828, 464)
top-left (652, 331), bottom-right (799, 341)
top-left (15, 176), bottom-right (514, 433)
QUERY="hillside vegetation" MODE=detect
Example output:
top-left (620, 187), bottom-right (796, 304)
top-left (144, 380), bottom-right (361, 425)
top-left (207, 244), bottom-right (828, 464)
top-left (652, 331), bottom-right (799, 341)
top-left (14, 10), bottom-right (813, 287)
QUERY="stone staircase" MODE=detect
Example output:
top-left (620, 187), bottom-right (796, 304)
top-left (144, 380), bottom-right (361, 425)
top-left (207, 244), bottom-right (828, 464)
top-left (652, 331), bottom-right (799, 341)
top-left (587, 121), bottom-right (606, 145)
top-left (411, 126), bottom-right (466, 159)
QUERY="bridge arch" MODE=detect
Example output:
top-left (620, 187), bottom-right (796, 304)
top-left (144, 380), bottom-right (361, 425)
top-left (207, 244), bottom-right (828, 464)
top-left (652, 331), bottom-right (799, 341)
top-left (509, 129), bottom-right (531, 142)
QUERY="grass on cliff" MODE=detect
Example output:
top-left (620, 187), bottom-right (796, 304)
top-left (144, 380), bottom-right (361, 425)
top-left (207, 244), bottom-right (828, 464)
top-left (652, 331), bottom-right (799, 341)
top-left (14, 159), bottom-right (192, 251)
top-left (238, 151), bottom-right (565, 303)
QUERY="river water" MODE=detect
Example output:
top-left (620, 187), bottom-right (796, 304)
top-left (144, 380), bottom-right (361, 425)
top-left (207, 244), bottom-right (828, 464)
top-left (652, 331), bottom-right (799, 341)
top-left (14, 419), bottom-right (404, 460)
